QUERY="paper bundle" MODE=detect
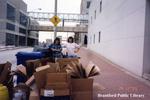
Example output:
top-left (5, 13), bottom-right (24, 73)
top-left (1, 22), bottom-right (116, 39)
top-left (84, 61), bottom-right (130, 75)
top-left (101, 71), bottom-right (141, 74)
top-left (65, 61), bottom-right (100, 78)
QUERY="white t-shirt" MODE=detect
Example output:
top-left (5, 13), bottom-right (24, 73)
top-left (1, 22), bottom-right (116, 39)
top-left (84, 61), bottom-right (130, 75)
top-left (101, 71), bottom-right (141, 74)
top-left (64, 42), bottom-right (80, 56)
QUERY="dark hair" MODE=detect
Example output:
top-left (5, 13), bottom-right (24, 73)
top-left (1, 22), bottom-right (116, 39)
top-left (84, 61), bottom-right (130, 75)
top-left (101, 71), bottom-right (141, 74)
top-left (54, 37), bottom-right (61, 45)
top-left (67, 36), bottom-right (74, 43)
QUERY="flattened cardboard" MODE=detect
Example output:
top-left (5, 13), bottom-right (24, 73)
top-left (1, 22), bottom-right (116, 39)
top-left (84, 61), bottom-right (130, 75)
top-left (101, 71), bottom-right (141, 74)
top-left (85, 62), bottom-right (95, 77)
top-left (0, 62), bottom-right (11, 84)
top-left (47, 62), bottom-right (60, 72)
top-left (25, 75), bottom-right (35, 86)
top-left (85, 62), bottom-right (101, 77)
top-left (57, 58), bottom-right (79, 69)
top-left (35, 65), bottom-right (50, 72)
top-left (16, 64), bottom-right (27, 75)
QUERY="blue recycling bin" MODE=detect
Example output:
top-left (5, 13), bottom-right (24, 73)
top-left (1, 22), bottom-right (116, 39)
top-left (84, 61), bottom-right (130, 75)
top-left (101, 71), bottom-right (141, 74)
top-left (16, 52), bottom-right (43, 66)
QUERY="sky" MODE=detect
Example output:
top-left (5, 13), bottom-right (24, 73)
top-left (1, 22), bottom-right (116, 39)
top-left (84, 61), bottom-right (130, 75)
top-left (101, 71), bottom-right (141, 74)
top-left (23, 0), bottom-right (82, 42)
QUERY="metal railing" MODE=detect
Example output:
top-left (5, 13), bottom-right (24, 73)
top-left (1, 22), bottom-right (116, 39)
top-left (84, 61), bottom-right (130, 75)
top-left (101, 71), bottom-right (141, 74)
top-left (28, 12), bottom-right (88, 23)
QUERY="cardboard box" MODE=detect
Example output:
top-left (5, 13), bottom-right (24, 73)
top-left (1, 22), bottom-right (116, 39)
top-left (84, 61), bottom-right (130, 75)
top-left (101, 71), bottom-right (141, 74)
top-left (40, 89), bottom-right (70, 96)
top-left (45, 82), bottom-right (69, 90)
top-left (71, 78), bottom-right (93, 92)
top-left (34, 71), bottom-right (70, 89)
top-left (34, 69), bottom-right (48, 89)
top-left (57, 58), bottom-right (79, 63)
top-left (34, 72), bottom-right (71, 97)
top-left (45, 73), bottom-right (70, 90)
top-left (34, 63), bottom-right (62, 90)
top-left (71, 78), bottom-right (93, 100)
top-left (46, 73), bottom-right (69, 83)
top-left (47, 63), bottom-right (60, 73)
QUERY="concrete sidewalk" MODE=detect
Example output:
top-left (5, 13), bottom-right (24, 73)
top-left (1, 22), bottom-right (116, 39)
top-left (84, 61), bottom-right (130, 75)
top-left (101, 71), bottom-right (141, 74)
top-left (78, 48), bottom-right (150, 100)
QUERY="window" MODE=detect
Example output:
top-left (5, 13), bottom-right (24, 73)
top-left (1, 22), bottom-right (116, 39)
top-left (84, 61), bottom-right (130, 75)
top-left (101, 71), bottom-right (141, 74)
top-left (7, 4), bottom-right (16, 22)
top-left (6, 33), bottom-right (15, 45)
top-left (99, 31), bottom-right (101, 43)
top-left (100, 0), bottom-right (102, 13)
top-left (84, 35), bottom-right (87, 45)
top-left (19, 36), bottom-right (26, 46)
top-left (93, 34), bottom-right (95, 44)
top-left (94, 10), bottom-right (96, 19)
top-left (20, 12), bottom-right (28, 26)
top-left (86, 1), bottom-right (91, 8)
top-left (19, 28), bottom-right (26, 34)
top-left (6, 23), bottom-right (15, 31)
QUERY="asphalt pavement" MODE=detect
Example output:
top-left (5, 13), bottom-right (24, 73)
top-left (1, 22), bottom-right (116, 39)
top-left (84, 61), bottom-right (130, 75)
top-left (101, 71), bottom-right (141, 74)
top-left (0, 47), bottom-right (33, 69)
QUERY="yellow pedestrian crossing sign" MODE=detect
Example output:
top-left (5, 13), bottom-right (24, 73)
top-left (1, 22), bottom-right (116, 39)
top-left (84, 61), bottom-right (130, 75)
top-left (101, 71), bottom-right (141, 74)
top-left (50, 16), bottom-right (61, 26)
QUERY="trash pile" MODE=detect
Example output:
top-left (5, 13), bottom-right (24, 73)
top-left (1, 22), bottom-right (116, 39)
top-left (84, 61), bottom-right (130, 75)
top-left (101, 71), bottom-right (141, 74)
top-left (0, 54), bottom-right (101, 100)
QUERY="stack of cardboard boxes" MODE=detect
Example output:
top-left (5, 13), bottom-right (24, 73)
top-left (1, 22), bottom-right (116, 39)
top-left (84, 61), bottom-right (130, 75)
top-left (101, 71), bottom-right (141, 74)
top-left (34, 64), bottom-right (71, 99)
top-left (25, 58), bottom-right (101, 100)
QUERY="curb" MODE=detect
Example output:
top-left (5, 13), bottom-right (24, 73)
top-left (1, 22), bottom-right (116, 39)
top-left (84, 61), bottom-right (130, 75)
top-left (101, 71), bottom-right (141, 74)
top-left (0, 47), bottom-right (29, 52)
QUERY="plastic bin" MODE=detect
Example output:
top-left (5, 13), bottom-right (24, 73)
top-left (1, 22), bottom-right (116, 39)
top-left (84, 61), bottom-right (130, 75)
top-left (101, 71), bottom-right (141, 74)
top-left (0, 84), bottom-right (9, 100)
top-left (16, 52), bottom-right (43, 66)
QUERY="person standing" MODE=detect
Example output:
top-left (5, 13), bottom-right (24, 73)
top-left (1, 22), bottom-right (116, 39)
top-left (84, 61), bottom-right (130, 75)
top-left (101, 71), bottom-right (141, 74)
top-left (64, 36), bottom-right (80, 58)
top-left (49, 37), bottom-right (62, 60)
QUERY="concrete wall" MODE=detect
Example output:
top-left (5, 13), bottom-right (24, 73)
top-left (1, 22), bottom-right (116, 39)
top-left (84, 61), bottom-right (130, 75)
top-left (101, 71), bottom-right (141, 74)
top-left (143, 0), bottom-right (150, 74)
top-left (81, 0), bottom-right (91, 14)
top-left (80, 0), bottom-right (89, 45)
top-left (88, 0), bottom-right (146, 76)
top-left (0, 0), bottom-right (6, 45)
top-left (7, 0), bottom-right (28, 33)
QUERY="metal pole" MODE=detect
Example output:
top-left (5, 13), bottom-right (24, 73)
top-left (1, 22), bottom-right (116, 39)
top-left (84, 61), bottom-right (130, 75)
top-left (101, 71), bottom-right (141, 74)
top-left (54, 0), bottom-right (57, 39)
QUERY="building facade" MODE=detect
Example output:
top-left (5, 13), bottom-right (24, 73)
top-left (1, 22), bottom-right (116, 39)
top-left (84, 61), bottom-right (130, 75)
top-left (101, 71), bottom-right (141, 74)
top-left (77, 0), bottom-right (91, 45)
top-left (87, 0), bottom-right (150, 78)
top-left (0, 0), bottom-right (38, 46)
top-left (28, 19), bottom-right (39, 46)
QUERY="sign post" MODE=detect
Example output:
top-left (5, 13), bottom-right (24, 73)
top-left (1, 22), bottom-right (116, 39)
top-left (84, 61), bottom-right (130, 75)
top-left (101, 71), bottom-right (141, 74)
top-left (50, 0), bottom-right (61, 40)
top-left (54, 0), bottom-right (57, 39)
